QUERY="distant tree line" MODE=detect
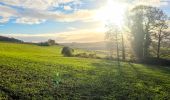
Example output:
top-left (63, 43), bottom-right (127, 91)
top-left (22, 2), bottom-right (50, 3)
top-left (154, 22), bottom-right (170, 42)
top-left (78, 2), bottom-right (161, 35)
top-left (0, 36), bottom-right (23, 43)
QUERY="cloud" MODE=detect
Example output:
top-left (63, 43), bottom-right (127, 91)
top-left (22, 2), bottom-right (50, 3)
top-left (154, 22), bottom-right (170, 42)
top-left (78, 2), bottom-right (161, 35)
top-left (0, 0), bottom-right (92, 24)
top-left (68, 27), bottom-right (76, 30)
top-left (132, 0), bottom-right (169, 7)
top-left (16, 9), bottom-right (96, 24)
top-left (15, 17), bottom-right (46, 25)
top-left (0, 0), bottom-right (77, 10)
top-left (0, 5), bottom-right (17, 23)
top-left (64, 6), bottom-right (72, 10)
top-left (1, 29), bottom-right (105, 43)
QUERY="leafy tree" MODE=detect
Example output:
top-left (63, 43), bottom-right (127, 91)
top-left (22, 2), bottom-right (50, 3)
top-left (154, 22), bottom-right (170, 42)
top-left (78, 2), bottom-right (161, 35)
top-left (127, 6), bottom-right (145, 58)
top-left (61, 47), bottom-right (74, 57)
top-left (127, 5), bottom-right (166, 59)
top-left (152, 12), bottom-right (169, 58)
top-left (48, 39), bottom-right (55, 45)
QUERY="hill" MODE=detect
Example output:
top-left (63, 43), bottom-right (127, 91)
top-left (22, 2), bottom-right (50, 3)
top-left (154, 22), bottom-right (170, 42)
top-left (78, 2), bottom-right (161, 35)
top-left (0, 42), bottom-right (170, 99)
top-left (0, 36), bottom-right (23, 43)
top-left (60, 41), bottom-right (109, 50)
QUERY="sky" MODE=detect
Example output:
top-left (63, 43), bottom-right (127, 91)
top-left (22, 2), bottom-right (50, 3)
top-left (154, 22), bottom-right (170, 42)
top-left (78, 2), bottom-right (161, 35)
top-left (0, 0), bottom-right (170, 43)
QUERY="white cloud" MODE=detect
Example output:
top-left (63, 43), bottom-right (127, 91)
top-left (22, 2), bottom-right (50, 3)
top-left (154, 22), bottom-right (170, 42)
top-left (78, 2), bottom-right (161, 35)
top-left (15, 17), bottom-right (46, 25)
top-left (0, 5), bottom-right (17, 23)
top-left (0, 17), bottom-right (10, 23)
top-left (0, 0), bottom-right (97, 24)
top-left (0, 0), bottom-right (87, 24)
top-left (16, 9), bottom-right (96, 23)
top-left (132, 0), bottom-right (169, 7)
top-left (68, 27), bottom-right (76, 30)
top-left (0, 0), bottom-right (77, 10)
top-left (64, 6), bottom-right (72, 10)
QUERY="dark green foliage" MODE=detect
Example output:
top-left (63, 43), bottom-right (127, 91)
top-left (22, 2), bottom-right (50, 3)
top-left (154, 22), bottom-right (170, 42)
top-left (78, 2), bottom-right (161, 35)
top-left (137, 58), bottom-right (170, 66)
top-left (61, 47), bottom-right (74, 57)
top-left (48, 39), bottom-right (55, 45)
top-left (38, 42), bottom-right (50, 46)
top-left (38, 39), bottom-right (56, 46)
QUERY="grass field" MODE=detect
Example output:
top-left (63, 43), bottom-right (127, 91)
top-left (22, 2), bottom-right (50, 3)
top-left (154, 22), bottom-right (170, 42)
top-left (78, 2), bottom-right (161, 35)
top-left (0, 42), bottom-right (170, 100)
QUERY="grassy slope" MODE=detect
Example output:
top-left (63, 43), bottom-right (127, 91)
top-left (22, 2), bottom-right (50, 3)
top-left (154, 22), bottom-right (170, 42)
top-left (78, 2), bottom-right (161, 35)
top-left (0, 42), bottom-right (170, 100)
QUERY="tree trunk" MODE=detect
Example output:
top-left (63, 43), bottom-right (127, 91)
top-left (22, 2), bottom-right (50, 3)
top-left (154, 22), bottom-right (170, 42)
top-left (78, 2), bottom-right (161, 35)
top-left (157, 33), bottom-right (161, 59)
top-left (143, 30), bottom-right (150, 59)
top-left (121, 33), bottom-right (125, 60)
top-left (116, 32), bottom-right (120, 66)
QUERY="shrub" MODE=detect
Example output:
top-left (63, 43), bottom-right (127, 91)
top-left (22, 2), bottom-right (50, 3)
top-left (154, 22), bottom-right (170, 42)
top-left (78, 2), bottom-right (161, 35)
top-left (89, 53), bottom-right (97, 58)
top-left (38, 42), bottom-right (50, 46)
top-left (61, 47), bottom-right (74, 57)
top-left (75, 53), bottom-right (88, 58)
top-left (75, 53), bottom-right (100, 59)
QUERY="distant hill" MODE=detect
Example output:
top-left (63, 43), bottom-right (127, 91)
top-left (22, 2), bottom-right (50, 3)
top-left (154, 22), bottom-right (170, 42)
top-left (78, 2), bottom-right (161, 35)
top-left (0, 36), bottom-right (23, 43)
top-left (60, 41), bottom-right (108, 50)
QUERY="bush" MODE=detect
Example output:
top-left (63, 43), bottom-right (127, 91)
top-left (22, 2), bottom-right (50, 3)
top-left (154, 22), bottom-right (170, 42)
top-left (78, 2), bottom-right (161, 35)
top-left (38, 42), bottom-right (50, 46)
top-left (75, 53), bottom-right (100, 59)
top-left (61, 47), bottom-right (74, 57)
top-left (89, 53), bottom-right (97, 58)
top-left (75, 53), bottom-right (88, 58)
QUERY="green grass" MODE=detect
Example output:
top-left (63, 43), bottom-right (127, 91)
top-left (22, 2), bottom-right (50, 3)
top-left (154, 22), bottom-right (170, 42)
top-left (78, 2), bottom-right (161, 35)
top-left (0, 42), bottom-right (170, 100)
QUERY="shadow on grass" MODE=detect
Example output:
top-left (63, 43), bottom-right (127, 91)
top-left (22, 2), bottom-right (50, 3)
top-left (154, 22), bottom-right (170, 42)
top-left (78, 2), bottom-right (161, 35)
top-left (128, 62), bottom-right (170, 99)
top-left (139, 58), bottom-right (170, 66)
top-left (89, 61), bottom-right (135, 100)
top-left (86, 61), bottom-right (170, 100)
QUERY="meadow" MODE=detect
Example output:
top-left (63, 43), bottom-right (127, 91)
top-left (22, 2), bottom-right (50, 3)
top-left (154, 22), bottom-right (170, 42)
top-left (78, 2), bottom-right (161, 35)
top-left (0, 42), bottom-right (170, 100)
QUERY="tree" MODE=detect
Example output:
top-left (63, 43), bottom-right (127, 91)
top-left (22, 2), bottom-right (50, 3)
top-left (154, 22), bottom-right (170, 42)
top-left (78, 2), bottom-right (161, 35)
top-left (127, 5), bottom-right (165, 59)
top-left (121, 32), bottom-right (125, 60)
top-left (127, 6), bottom-right (145, 58)
top-left (48, 39), bottom-right (55, 45)
top-left (152, 12), bottom-right (169, 58)
top-left (106, 41), bottom-right (114, 59)
top-left (61, 47), bottom-right (74, 57)
top-left (105, 23), bottom-right (120, 65)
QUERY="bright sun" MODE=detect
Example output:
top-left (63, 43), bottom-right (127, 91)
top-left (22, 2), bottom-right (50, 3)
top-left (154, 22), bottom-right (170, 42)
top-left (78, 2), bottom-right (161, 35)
top-left (95, 0), bottom-right (126, 27)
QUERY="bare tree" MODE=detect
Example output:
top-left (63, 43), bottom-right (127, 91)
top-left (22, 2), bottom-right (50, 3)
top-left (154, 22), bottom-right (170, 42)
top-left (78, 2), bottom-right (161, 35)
top-left (105, 24), bottom-right (121, 65)
top-left (153, 13), bottom-right (169, 58)
top-left (121, 32), bottom-right (125, 60)
top-left (106, 41), bottom-right (114, 58)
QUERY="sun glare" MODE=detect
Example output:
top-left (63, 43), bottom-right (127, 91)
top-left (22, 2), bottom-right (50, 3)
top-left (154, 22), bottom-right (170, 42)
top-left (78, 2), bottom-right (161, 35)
top-left (95, 0), bottom-right (126, 27)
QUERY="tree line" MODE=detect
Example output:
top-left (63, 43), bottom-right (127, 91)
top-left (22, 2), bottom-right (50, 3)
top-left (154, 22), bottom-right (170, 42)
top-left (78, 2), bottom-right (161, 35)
top-left (0, 36), bottom-right (23, 43)
top-left (106, 5), bottom-right (170, 62)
